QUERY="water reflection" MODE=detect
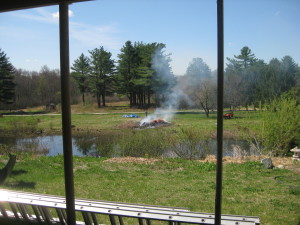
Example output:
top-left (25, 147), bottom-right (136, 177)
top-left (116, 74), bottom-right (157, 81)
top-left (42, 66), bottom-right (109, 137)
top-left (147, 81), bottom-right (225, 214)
top-left (0, 135), bottom-right (260, 158)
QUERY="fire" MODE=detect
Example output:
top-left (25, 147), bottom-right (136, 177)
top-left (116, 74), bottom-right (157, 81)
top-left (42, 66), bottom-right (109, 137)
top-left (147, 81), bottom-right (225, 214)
top-left (140, 118), bottom-right (170, 128)
top-left (149, 118), bottom-right (166, 125)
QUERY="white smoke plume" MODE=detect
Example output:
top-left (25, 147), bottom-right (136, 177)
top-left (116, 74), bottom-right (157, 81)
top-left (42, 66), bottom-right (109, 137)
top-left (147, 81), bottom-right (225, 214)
top-left (140, 48), bottom-right (191, 125)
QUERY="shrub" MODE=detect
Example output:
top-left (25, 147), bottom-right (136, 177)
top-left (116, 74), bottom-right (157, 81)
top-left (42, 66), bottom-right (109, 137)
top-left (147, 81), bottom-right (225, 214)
top-left (118, 129), bottom-right (169, 157)
top-left (168, 127), bottom-right (210, 159)
top-left (263, 93), bottom-right (300, 156)
top-left (8, 118), bottom-right (39, 133)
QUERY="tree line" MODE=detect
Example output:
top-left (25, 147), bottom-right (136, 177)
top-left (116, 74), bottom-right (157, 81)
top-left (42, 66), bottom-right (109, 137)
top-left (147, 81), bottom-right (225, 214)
top-left (224, 46), bottom-right (299, 110)
top-left (0, 41), bottom-right (176, 110)
top-left (13, 66), bottom-right (79, 109)
top-left (71, 41), bottom-right (176, 108)
top-left (178, 46), bottom-right (299, 117)
top-left (0, 46), bottom-right (299, 111)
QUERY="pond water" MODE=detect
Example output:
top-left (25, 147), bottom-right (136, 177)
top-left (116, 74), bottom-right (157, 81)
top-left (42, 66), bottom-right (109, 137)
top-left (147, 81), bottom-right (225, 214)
top-left (0, 135), bottom-right (260, 158)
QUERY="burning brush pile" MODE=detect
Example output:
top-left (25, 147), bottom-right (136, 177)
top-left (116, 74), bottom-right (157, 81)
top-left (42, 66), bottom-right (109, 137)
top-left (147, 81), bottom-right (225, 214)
top-left (117, 112), bottom-right (172, 129)
top-left (140, 118), bottom-right (170, 128)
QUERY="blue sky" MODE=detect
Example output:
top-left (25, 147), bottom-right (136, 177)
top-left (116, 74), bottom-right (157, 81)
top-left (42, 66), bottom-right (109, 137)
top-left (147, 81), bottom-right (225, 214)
top-left (0, 0), bottom-right (299, 75)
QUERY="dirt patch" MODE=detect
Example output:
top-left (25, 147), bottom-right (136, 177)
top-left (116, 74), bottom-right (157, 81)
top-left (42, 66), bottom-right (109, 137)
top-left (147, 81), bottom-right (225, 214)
top-left (74, 164), bottom-right (89, 172)
top-left (104, 156), bottom-right (299, 173)
top-left (200, 155), bottom-right (300, 174)
top-left (104, 157), bottom-right (160, 164)
top-left (116, 120), bottom-right (172, 130)
top-left (199, 155), bottom-right (263, 164)
top-left (271, 157), bottom-right (300, 174)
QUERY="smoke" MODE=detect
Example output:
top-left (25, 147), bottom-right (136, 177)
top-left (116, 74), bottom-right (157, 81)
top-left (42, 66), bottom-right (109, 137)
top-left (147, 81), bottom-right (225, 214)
top-left (140, 48), bottom-right (191, 125)
top-left (140, 89), bottom-right (191, 124)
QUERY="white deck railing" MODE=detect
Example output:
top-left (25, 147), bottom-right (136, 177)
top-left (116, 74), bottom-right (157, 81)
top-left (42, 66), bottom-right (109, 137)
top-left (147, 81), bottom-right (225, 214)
top-left (0, 189), bottom-right (260, 225)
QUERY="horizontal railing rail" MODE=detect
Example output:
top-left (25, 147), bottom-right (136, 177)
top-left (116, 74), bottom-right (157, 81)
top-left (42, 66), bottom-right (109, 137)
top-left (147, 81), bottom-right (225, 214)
top-left (0, 189), bottom-right (260, 225)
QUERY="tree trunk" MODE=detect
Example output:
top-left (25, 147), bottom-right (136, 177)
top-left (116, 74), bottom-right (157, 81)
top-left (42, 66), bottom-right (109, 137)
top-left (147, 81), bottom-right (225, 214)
top-left (102, 92), bottom-right (106, 107)
top-left (97, 93), bottom-right (101, 108)
top-left (102, 83), bottom-right (106, 107)
top-left (147, 91), bottom-right (151, 107)
top-left (200, 102), bottom-right (210, 118)
top-left (205, 108), bottom-right (209, 118)
top-left (82, 93), bottom-right (85, 105)
top-left (133, 93), bottom-right (136, 106)
top-left (139, 92), bottom-right (143, 107)
top-left (129, 92), bottom-right (133, 107)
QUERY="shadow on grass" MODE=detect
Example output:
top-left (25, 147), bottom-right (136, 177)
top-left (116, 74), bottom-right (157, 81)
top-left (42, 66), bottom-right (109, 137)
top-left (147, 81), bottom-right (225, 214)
top-left (11, 169), bottom-right (27, 176)
top-left (0, 217), bottom-right (47, 225)
top-left (3, 180), bottom-right (36, 189)
top-left (1, 111), bottom-right (47, 115)
top-left (175, 111), bottom-right (207, 115)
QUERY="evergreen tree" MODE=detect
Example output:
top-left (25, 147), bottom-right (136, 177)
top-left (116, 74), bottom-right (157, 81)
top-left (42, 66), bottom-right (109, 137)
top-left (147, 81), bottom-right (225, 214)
top-left (255, 58), bottom-right (280, 103)
top-left (242, 59), bottom-right (266, 108)
top-left (89, 47), bottom-right (115, 107)
top-left (254, 56), bottom-right (299, 105)
top-left (225, 47), bottom-right (299, 109)
top-left (117, 41), bottom-right (139, 107)
top-left (185, 57), bottom-right (211, 84)
top-left (227, 46), bottom-right (257, 69)
top-left (117, 41), bottom-right (175, 108)
top-left (150, 44), bottom-right (176, 107)
top-left (135, 42), bottom-right (156, 107)
top-left (225, 46), bottom-right (259, 109)
top-left (280, 55), bottom-right (298, 93)
top-left (71, 53), bottom-right (90, 104)
top-left (0, 49), bottom-right (16, 106)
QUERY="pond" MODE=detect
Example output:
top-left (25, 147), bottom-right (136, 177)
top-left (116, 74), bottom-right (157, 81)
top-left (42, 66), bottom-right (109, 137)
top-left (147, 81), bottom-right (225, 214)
top-left (0, 135), bottom-right (260, 158)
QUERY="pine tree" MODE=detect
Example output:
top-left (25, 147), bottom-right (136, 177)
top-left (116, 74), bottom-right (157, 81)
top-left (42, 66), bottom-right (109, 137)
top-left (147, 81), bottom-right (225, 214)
top-left (117, 41), bottom-right (139, 107)
top-left (89, 47), bottom-right (115, 107)
top-left (71, 53), bottom-right (90, 105)
top-left (227, 46), bottom-right (257, 69)
top-left (185, 57), bottom-right (211, 82)
top-left (0, 49), bottom-right (15, 106)
top-left (150, 44), bottom-right (176, 107)
top-left (117, 41), bottom-right (175, 108)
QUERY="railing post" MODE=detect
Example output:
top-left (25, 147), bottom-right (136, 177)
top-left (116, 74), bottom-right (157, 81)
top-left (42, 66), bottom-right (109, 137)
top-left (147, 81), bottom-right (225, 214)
top-left (215, 0), bottom-right (224, 224)
top-left (59, 1), bottom-right (76, 224)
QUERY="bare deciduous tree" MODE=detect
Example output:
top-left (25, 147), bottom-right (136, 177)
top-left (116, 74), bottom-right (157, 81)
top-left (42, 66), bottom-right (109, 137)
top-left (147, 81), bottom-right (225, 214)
top-left (188, 78), bottom-right (217, 117)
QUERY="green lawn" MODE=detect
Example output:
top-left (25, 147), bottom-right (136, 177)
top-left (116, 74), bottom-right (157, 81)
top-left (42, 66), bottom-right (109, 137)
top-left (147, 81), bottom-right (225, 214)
top-left (0, 110), bottom-right (263, 137)
top-left (1, 110), bottom-right (299, 224)
top-left (1, 156), bottom-right (299, 225)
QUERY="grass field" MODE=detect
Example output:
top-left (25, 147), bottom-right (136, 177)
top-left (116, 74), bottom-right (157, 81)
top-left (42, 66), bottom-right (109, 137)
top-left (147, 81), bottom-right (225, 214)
top-left (0, 108), bottom-right (264, 136)
top-left (0, 105), bottom-right (299, 224)
top-left (0, 156), bottom-right (299, 225)
top-left (0, 109), bottom-right (268, 159)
